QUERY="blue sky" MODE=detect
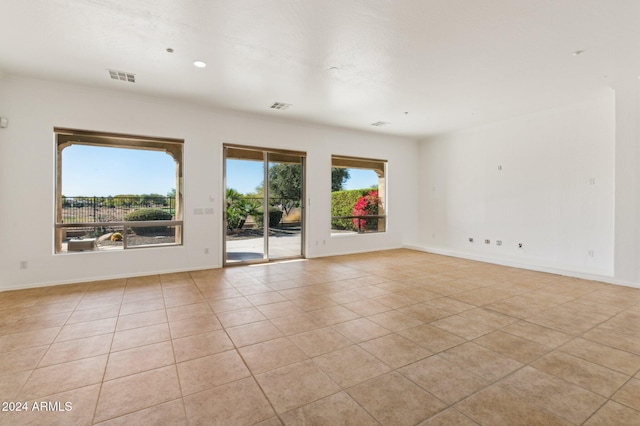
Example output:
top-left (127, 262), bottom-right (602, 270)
top-left (62, 146), bottom-right (378, 196)
top-left (226, 159), bottom-right (378, 194)
top-left (62, 145), bottom-right (176, 196)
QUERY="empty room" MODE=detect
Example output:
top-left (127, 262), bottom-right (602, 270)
top-left (1, 1), bottom-right (640, 425)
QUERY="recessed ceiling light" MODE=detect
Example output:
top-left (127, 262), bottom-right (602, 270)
top-left (193, 60), bottom-right (207, 68)
top-left (572, 50), bottom-right (585, 56)
top-left (166, 48), bottom-right (174, 53)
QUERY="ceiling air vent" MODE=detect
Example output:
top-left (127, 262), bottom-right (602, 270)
top-left (270, 102), bottom-right (292, 111)
top-left (108, 69), bottom-right (136, 83)
top-left (371, 121), bottom-right (389, 127)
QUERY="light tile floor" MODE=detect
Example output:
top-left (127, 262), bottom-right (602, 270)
top-left (1, 249), bottom-right (640, 425)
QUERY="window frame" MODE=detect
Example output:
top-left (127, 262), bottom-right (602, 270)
top-left (54, 128), bottom-right (184, 253)
top-left (331, 155), bottom-right (387, 235)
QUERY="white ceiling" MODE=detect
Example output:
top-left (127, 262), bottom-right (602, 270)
top-left (1, 0), bottom-right (638, 138)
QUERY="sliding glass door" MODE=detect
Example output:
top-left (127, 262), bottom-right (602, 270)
top-left (224, 145), bottom-right (305, 265)
top-left (267, 154), bottom-right (304, 260)
top-left (224, 153), bottom-right (265, 262)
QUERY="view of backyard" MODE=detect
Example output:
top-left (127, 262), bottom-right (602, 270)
top-left (223, 159), bottom-right (385, 263)
top-left (59, 195), bottom-right (179, 252)
top-left (58, 139), bottom-right (385, 256)
top-left (56, 134), bottom-right (183, 253)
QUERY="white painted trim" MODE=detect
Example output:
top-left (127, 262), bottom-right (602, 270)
top-left (2, 264), bottom-right (223, 292)
top-left (403, 244), bottom-right (640, 289)
top-left (6, 245), bottom-right (638, 291)
top-left (306, 244), bottom-right (404, 259)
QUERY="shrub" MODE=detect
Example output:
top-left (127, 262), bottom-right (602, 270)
top-left (124, 208), bottom-right (172, 235)
top-left (226, 189), bottom-right (260, 230)
top-left (284, 209), bottom-right (301, 223)
top-left (254, 208), bottom-right (283, 228)
top-left (331, 189), bottom-right (370, 230)
top-left (352, 190), bottom-right (380, 231)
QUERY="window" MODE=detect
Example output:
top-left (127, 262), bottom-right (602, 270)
top-left (55, 128), bottom-right (183, 253)
top-left (331, 155), bottom-right (386, 234)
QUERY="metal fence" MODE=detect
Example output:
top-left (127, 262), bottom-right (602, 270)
top-left (61, 196), bottom-right (176, 223)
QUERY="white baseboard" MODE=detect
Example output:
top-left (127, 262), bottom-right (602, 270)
top-left (403, 244), bottom-right (640, 289)
top-left (2, 264), bottom-right (223, 292)
top-left (306, 244), bottom-right (404, 259)
top-left (6, 245), bottom-right (638, 291)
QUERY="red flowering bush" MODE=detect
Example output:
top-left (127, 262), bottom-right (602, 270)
top-left (352, 190), bottom-right (380, 231)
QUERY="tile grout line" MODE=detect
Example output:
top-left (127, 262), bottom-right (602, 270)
top-left (2, 251), bottom-right (640, 424)
top-left (165, 273), bottom-right (191, 426)
top-left (89, 278), bottom-right (127, 425)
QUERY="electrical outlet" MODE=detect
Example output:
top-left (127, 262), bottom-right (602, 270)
top-left (484, 239), bottom-right (490, 244)
top-left (496, 240), bottom-right (502, 246)
top-left (518, 243), bottom-right (523, 248)
top-left (469, 237), bottom-right (474, 243)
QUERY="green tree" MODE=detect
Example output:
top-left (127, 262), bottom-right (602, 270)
top-left (268, 164), bottom-right (302, 214)
top-left (141, 193), bottom-right (166, 206)
top-left (331, 167), bottom-right (350, 192)
top-left (268, 164), bottom-right (302, 197)
top-left (268, 163), bottom-right (351, 204)
top-left (113, 194), bottom-right (139, 207)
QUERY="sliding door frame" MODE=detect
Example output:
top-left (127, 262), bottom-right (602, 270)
top-left (223, 144), bottom-right (306, 266)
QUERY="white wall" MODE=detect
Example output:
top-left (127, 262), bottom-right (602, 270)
top-left (0, 76), bottom-right (419, 290)
top-left (412, 94), bottom-right (617, 279)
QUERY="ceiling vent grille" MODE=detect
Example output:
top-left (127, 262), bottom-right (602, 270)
top-left (108, 69), bottom-right (136, 83)
top-left (270, 102), bottom-right (292, 110)
top-left (371, 121), bottom-right (389, 127)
